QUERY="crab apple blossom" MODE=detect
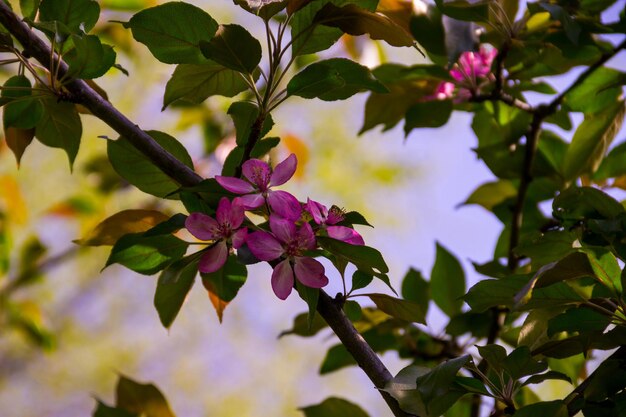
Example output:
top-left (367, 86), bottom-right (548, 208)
top-left (306, 199), bottom-right (364, 245)
top-left (246, 215), bottom-right (328, 300)
top-left (185, 197), bottom-right (248, 273)
top-left (215, 154), bottom-right (301, 220)
top-left (433, 46), bottom-right (497, 101)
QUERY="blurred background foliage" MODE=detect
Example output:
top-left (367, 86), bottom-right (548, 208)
top-left (0, 0), bottom-right (624, 416)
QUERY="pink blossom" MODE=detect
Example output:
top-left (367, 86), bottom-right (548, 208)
top-left (432, 46), bottom-right (497, 101)
top-left (215, 154), bottom-right (301, 221)
top-left (185, 197), bottom-right (248, 273)
top-left (306, 198), bottom-right (364, 245)
top-left (246, 215), bottom-right (328, 299)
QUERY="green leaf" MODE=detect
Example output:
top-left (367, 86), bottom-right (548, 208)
top-left (123, 2), bottom-right (218, 64)
top-left (553, 186), bottom-right (625, 223)
top-left (547, 306), bottom-right (611, 337)
top-left (367, 293), bottom-right (426, 324)
top-left (477, 344), bottom-right (507, 373)
top-left (351, 270), bottom-right (373, 292)
top-left (65, 34), bottom-right (116, 79)
top-left (75, 210), bottom-right (170, 246)
top-left (35, 97), bottom-right (82, 167)
top-left (502, 346), bottom-right (547, 380)
top-left (154, 254), bottom-right (200, 328)
top-left (513, 400), bottom-right (567, 417)
top-left (2, 75), bottom-right (43, 130)
top-left (162, 61), bottom-right (251, 109)
top-left (279, 310), bottom-right (328, 338)
top-left (295, 280), bottom-right (319, 329)
top-left (107, 130), bottom-right (194, 198)
top-left (289, 0), bottom-right (343, 56)
top-left (430, 242), bottom-right (465, 317)
top-left (93, 400), bottom-right (137, 417)
top-left (227, 101), bottom-right (267, 147)
top-left (562, 100), bottom-right (625, 181)
top-left (318, 237), bottom-right (390, 284)
top-left (250, 137), bottom-right (280, 158)
top-left (594, 140), bottom-right (626, 180)
top-left (401, 268), bottom-right (429, 316)
top-left (115, 375), bottom-right (176, 417)
top-left (201, 255), bottom-right (247, 322)
top-left (522, 371), bottom-right (571, 386)
top-left (300, 397), bottom-right (370, 417)
top-left (105, 233), bottom-right (188, 275)
top-left (564, 67), bottom-right (625, 114)
top-left (410, 6), bottom-right (447, 57)
top-left (343, 300), bottom-right (362, 321)
top-left (313, 3), bottom-right (415, 47)
top-left (583, 247), bottom-right (622, 292)
top-left (200, 24), bottom-right (262, 74)
top-left (463, 180), bottom-right (517, 211)
top-left (404, 100), bottom-right (452, 134)
top-left (20, 0), bottom-right (40, 21)
top-left (287, 58), bottom-right (387, 101)
top-left (39, 0), bottom-right (100, 33)
top-left (435, 0), bottom-right (490, 22)
top-left (538, 3), bottom-right (581, 44)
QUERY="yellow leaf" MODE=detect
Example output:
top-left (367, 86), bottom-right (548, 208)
top-left (75, 209), bottom-right (170, 246)
top-left (207, 288), bottom-right (228, 323)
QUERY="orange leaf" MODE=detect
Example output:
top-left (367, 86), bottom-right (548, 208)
top-left (0, 175), bottom-right (27, 224)
top-left (283, 133), bottom-right (309, 179)
top-left (75, 209), bottom-right (170, 246)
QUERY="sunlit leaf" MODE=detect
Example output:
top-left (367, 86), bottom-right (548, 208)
top-left (463, 180), bottom-right (517, 211)
top-left (300, 397), bottom-right (370, 417)
top-left (115, 375), bottom-right (176, 417)
top-left (76, 209), bottom-right (170, 246)
top-left (367, 293), bottom-right (426, 324)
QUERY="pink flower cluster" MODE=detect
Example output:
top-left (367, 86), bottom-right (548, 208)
top-left (433, 46), bottom-right (497, 102)
top-left (185, 154), bottom-right (364, 300)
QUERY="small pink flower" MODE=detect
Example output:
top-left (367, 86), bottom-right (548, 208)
top-left (215, 154), bottom-right (301, 220)
top-left (185, 197), bottom-right (248, 273)
top-left (246, 215), bottom-right (328, 300)
top-left (306, 198), bottom-right (364, 246)
top-left (431, 46), bottom-right (497, 102)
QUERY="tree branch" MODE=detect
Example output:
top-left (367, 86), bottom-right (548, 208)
top-left (0, 4), bottom-right (412, 415)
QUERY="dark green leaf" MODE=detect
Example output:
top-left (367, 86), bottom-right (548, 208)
top-left (553, 186), bottom-right (625, 223)
top-left (430, 242), bottom-right (465, 317)
top-left (250, 137), bottom-right (280, 158)
top-left (513, 400), bottom-right (567, 417)
top-left (163, 61), bottom-right (251, 109)
top-left (65, 34), bottom-right (116, 79)
top-left (410, 6), bottom-right (446, 57)
top-left (477, 344), bottom-right (507, 373)
top-left (105, 233), bottom-right (188, 275)
top-left (35, 97), bottom-right (82, 167)
top-left (2, 75), bottom-right (43, 130)
top-left (227, 101), bottom-right (270, 146)
top-left (200, 24), bottom-right (262, 73)
top-left (39, 0), bottom-right (100, 33)
top-left (20, 0), bottom-right (40, 21)
top-left (318, 237), bottom-right (388, 274)
top-left (367, 293), bottom-right (426, 324)
top-left (4, 127), bottom-right (35, 165)
top-left (351, 270), bottom-right (373, 292)
top-left (107, 130), bottom-right (194, 198)
top-left (93, 400), bottom-right (137, 417)
top-left (123, 2), bottom-right (218, 64)
top-left (435, 0), bottom-right (490, 22)
top-left (401, 268), bottom-right (429, 316)
top-left (300, 397), bottom-right (370, 417)
top-left (522, 371), bottom-right (571, 386)
top-left (288, 58), bottom-right (387, 101)
top-left (154, 254), bottom-right (200, 328)
top-left (343, 300), bottom-right (362, 321)
top-left (115, 375), bottom-right (176, 417)
top-left (538, 3), bottom-right (581, 44)
top-left (502, 346), bottom-right (547, 380)
top-left (547, 306), bottom-right (611, 337)
top-left (295, 280), bottom-right (319, 329)
top-left (463, 180), bottom-right (517, 211)
top-left (289, 0), bottom-right (344, 56)
top-left (201, 255), bottom-right (247, 322)
top-left (278, 310), bottom-right (328, 338)
top-left (404, 100), bottom-right (452, 134)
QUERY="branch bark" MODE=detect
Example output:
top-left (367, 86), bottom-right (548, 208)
top-left (0, 4), bottom-right (412, 416)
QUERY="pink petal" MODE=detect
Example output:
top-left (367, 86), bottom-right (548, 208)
top-left (186, 212), bottom-right (220, 240)
top-left (267, 190), bottom-right (302, 221)
top-left (271, 259), bottom-right (295, 300)
top-left (327, 226), bottom-right (365, 246)
top-left (242, 159), bottom-right (271, 191)
top-left (246, 230), bottom-right (284, 261)
top-left (198, 241), bottom-right (228, 273)
top-left (306, 198), bottom-right (326, 224)
top-left (269, 215), bottom-right (297, 244)
top-left (231, 227), bottom-right (248, 249)
top-left (296, 222), bottom-right (316, 250)
top-left (294, 257), bottom-right (328, 289)
top-left (449, 66), bottom-right (465, 82)
top-left (326, 206), bottom-right (345, 225)
top-left (215, 197), bottom-right (232, 225)
top-left (239, 193), bottom-right (265, 210)
top-left (269, 154), bottom-right (297, 187)
top-left (434, 82), bottom-right (455, 100)
top-left (216, 176), bottom-right (255, 194)
top-left (216, 197), bottom-right (245, 229)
